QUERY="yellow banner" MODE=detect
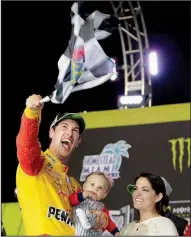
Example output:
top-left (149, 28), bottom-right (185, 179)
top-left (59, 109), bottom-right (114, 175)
top-left (1, 202), bottom-right (24, 235)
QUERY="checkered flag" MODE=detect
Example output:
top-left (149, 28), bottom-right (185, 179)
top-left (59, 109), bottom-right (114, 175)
top-left (40, 2), bottom-right (118, 104)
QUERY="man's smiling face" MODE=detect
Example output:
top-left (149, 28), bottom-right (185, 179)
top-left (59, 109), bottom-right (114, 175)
top-left (49, 119), bottom-right (81, 162)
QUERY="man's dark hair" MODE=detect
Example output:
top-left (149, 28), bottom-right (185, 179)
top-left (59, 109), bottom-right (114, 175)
top-left (49, 125), bottom-right (56, 142)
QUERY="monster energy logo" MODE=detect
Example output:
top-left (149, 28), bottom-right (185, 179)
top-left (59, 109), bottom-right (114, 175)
top-left (169, 138), bottom-right (190, 173)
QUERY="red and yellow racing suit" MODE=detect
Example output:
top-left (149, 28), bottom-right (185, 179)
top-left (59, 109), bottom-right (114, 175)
top-left (16, 107), bottom-right (81, 235)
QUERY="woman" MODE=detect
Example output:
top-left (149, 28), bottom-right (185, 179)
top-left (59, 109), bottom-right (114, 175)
top-left (120, 172), bottom-right (178, 236)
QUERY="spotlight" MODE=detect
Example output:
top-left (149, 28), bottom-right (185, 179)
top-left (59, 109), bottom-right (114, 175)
top-left (118, 95), bottom-right (144, 108)
top-left (148, 51), bottom-right (158, 76)
top-left (110, 58), bottom-right (118, 81)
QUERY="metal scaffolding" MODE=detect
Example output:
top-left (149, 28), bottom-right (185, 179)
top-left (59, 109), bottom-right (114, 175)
top-left (110, 1), bottom-right (152, 107)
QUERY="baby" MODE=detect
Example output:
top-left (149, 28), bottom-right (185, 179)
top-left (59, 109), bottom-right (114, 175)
top-left (69, 172), bottom-right (120, 236)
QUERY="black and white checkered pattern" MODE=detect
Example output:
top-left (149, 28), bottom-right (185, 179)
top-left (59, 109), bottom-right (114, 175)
top-left (73, 198), bottom-right (105, 236)
top-left (41, 2), bottom-right (118, 104)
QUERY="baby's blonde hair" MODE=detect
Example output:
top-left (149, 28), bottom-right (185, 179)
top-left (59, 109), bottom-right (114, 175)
top-left (85, 172), bottom-right (114, 192)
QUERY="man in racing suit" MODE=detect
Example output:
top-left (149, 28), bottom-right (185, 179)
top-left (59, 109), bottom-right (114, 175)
top-left (16, 94), bottom-right (108, 235)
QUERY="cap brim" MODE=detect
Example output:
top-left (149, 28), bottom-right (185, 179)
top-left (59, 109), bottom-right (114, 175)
top-left (51, 113), bottom-right (86, 135)
top-left (127, 184), bottom-right (135, 195)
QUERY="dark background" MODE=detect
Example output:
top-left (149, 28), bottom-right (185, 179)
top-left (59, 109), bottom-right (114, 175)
top-left (1, 1), bottom-right (190, 202)
top-left (68, 121), bottom-right (190, 209)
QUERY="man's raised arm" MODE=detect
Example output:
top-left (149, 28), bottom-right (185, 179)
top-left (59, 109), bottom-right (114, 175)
top-left (16, 94), bottom-right (45, 176)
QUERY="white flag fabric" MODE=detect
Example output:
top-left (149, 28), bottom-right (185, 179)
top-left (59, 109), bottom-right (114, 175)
top-left (41, 2), bottom-right (118, 104)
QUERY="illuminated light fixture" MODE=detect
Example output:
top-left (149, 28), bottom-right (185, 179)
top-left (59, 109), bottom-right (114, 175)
top-left (110, 58), bottom-right (118, 81)
top-left (118, 95), bottom-right (144, 108)
top-left (148, 51), bottom-right (158, 76)
top-left (111, 73), bottom-right (117, 81)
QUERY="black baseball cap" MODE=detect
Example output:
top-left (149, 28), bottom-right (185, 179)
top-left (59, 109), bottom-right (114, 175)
top-left (50, 113), bottom-right (86, 135)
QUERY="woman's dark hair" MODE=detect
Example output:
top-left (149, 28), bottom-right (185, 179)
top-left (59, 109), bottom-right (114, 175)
top-left (134, 172), bottom-right (169, 216)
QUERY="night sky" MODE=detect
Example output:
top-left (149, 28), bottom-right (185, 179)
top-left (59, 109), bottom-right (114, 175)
top-left (2, 1), bottom-right (190, 202)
